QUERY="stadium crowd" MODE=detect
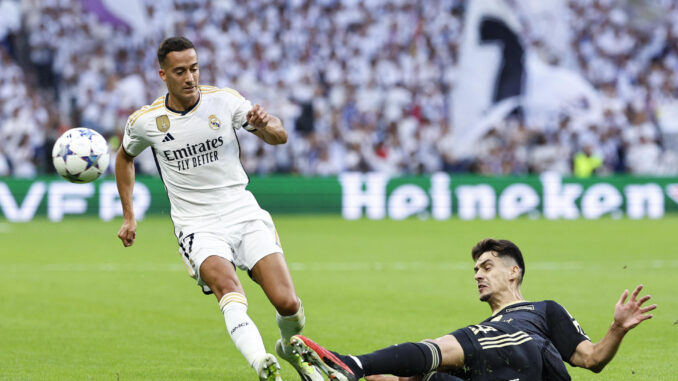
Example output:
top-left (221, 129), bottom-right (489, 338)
top-left (0, 0), bottom-right (677, 177)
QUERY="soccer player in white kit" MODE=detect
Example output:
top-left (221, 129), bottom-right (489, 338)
top-left (115, 37), bottom-right (322, 381)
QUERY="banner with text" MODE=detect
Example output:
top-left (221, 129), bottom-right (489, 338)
top-left (1, 173), bottom-right (677, 222)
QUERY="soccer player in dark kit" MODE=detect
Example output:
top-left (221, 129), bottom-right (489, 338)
top-left (290, 238), bottom-right (656, 381)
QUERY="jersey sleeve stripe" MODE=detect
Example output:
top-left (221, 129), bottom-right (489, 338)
top-left (222, 87), bottom-right (244, 99)
top-left (199, 87), bottom-right (244, 99)
top-left (130, 104), bottom-right (164, 126)
top-left (128, 97), bottom-right (164, 125)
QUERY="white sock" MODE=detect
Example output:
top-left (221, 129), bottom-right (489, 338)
top-left (276, 299), bottom-right (305, 346)
top-left (220, 292), bottom-right (267, 369)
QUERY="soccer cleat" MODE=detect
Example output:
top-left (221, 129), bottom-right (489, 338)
top-left (290, 335), bottom-right (358, 381)
top-left (256, 353), bottom-right (283, 381)
top-left (276, 339), bottom-right (324, 381)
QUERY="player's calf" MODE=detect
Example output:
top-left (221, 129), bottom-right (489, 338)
top-left (292, 335), bottom-right (444, 380)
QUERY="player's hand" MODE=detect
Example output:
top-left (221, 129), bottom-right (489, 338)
top-left (613, 284), bottom-right (656, 332)
top-left (118, 218), bottom-right (137, 247)
top-left (246, 104), bottom-right (270, 130)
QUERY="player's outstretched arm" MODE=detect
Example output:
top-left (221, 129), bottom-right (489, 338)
top-left (569, 284), bottom-right (657, 373)
top-left (115, 147), bottom-right (137, 247)
top-left (246, 104), bottom-right (287, 145)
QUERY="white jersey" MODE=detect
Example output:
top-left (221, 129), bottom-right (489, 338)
top-left (122, 85), bottom-right (265, 229)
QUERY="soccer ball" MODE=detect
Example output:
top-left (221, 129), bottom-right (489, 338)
top-left (52, 128), bottom-right (110, 183)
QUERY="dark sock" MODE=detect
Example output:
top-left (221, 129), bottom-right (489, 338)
top-left (356, 341), bottom-right (442, 377)
top-left (331, 351), bottom-right (365, 378)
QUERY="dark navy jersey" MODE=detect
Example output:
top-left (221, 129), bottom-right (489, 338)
top-left (482, 300), bottom-right (590, 365)
top-left (445, 300), bottom-right (591, 380)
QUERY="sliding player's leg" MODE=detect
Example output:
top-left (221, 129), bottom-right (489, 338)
top-left (291, 334), bottom-right (465, 381)
top-left (200, 255), bottom-right (282, 381)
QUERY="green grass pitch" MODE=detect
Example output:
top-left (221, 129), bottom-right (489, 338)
top-left (1, 216), bottom-right (677, 380)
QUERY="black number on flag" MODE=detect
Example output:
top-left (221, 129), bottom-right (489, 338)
top-left (480, 16), bottom-right (526, 104)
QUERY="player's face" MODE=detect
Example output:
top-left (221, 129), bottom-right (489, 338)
top-left (473, 252), bottom-right (515, 302)
top-left (159, 49), bottom-right (200, 108)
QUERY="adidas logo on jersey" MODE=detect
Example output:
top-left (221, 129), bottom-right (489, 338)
top-left (162, 133), bottom-right (175, 142)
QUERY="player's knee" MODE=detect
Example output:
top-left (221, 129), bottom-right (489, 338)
top-left (273, 294), bottom-right (300, 316)
top-left (429, 335), bottom-right (464, 368)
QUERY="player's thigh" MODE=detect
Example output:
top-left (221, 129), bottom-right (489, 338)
top-left (237, 218), bottom-right (299, 313)
top-left (179, 229), bottom-right (242, 299)
top-left (199, 255), bottom-right (244, 300)
top-left (426, 334), bottom-right (465, 369)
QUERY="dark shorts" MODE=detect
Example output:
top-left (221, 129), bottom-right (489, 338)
top-left (449, 322), bottom-right (543, 381)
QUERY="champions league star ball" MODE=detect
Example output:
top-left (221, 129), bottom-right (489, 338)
top-left (52, 128), bottom-right (110, 183)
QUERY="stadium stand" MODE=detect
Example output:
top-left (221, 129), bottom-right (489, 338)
top-left (1, 0), bottom-right (677, 177)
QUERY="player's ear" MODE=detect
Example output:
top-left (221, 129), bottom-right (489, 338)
top-left (159, 68), bottom-right (166, 82)
top-left (510, 265), bottom-right (521, 282)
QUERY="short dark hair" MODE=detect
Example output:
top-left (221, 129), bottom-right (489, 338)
top-left (472, 238), bottom-right (525, 283)
top-left (157, 37), bottom-right (195, 67)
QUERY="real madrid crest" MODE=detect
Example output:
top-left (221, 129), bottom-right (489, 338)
top-left (155, 115), bottom-right (170, 132)
top-left (208, 114), bottom-right (221, 130)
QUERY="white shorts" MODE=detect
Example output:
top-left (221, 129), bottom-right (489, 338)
top-left (176, 213), bottom-right (283, 294)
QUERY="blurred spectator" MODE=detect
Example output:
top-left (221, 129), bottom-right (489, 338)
top-left (0, 0), bottom-right (20, 54)
top-left (0, 0), bottom-right (676, 178)
top-left (573, 144), bottom-right (603, 178)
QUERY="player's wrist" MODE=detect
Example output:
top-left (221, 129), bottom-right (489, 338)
top-left (610, 320), bottom-right (628, 335)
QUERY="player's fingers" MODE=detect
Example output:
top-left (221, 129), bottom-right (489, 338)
top-left (249, 109), bottom-right (261, 123)
top-left (630, 284), bottom-right (643, 301)
top-left (640, 304), bottom-right (657, 313)
top-left (124, 231), bottom-right (135, 246)
top-left (618, 289), bottom-right (629, 305)
top-left (637, 295), bottom-right (651, 305)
